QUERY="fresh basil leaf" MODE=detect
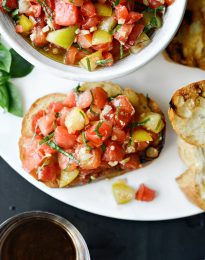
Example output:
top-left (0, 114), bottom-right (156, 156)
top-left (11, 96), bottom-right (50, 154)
top-left (0, 70), bottom-right (10, 85)
top-left (0, 83), bottom-right (9, 111)
top-left (10, 49), bottom-right (34, 78)
top-left (7, 82), bottom-right (23, 117)
top-left (0, 43), bottom-right (12, 73)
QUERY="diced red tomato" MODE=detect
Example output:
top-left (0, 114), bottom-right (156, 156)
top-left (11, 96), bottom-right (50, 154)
top-left (86, 105), bottom-right (101, 121)
top-left (48, 102), bottom-right (64, 113)
top-left (26, 4), bottom-right (42, 17)
top-left (38, 141), bottom-right (56, 156)
top-left (58, 151), bottom-right (77, 171)
top-left (0, 0), bottom-right (17, 11)
top-left (38, 113), bottom-right (55, 136)
top-left (135, 141), bottom-right (149, 152)
top-left (121, 154), bottom-right (141, 169)
top-left (102, 52), bottom-right (114, 67)
top-left (111, 127), bottom-right (126, 142)
top-left (15, 25), bottom-right (23, 33)
top-left (55, 1), bottom-right (79, 26)
top-left (77, 33), bottom-right (93, 49)
top-left (114, 24), bottom-right (134, 44)
top-left (148, 0), bottom-right (164, 9)
top-left (76, 50), bottom-right (91, 61)
top-left (37, 157), bottom-right (60, 182)
top-left (127, 24), bottom-right (144, 46)
top-left (92, 42), bottom-right (113, 52)
top-left (54, 126), bottom-right (76, 149)
top-left (64, 90), bottom-right (76, 107)
top-left (64, 0), bottom-right (84, 6)
top-left (165, 0), bottom-right (174, 6)
top-left (82, 16), bottom-right (100, 30)
top-left (32, 110), bottom-right (46, 134)
top-left (85, 120), bottom-right (112, 147)
top-left (103, 141), bottom-right (125, 162)
top-left (59, 107), bottom-right (71, 126)
top-left (91, 87), bottom-right (108, 109)
top-left (126, 11), bottom-right (143, 24)
top-left (115, 5), bottom-right (129, 23)
top-left (81, 2), bottom-right (96, 17)
top-left (78, 90), bottom-right (92, 109)
top-left (31, 26), bottom-right (48, 47)
top-left (135, 184), bottom-right (156, 201)
top-left (65, 46), bottom-right (78, 65)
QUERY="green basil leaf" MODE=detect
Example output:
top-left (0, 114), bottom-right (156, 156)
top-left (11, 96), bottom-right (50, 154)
top-left (0, 83), bottom-right (9, 111)
top-left (7, 82), bottom-right (23, 117)
top-left (0, 70), bottom-right (10, 85)
top-left (10, 49), bottom-right (34, 78)
top-left (0, 43), bottom-right (12, 73)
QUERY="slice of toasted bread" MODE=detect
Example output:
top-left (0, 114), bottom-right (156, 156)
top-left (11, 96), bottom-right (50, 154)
top-left (168, 80), bottom-right (205, 146)
top-left (177, 167), bottom-right (205, 211)
top-left (19, 82), bottom-right (165, 188)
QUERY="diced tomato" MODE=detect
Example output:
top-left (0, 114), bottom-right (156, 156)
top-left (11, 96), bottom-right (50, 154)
top-left (114, 24), bottom-right (134, 44)
top-left (81, 2), bottom-right (96, 17)
top-left (65, 46), bottom-right (78, 65)
top-left (31, 26), bottom-right (48, 47)
top-left (102, 52), bottom-right (114, 67)
top-left (111, 127), bottom-right (126, 142)
top-left (135, 141), bottom-right (149, 152)
top-left (115, 5), bottom-right (129, 22)
top-left (121, 154), bottom-right (141, 169)
top-left (148, 0), bottom-right (164, 9)
top-left (63, 0), bottom-right (84, 6)
top-left (165, 0), bottom-right (174, 6)
top-left (32, 110), bottom-right (46, 134)
top-left (37, 157), bottom-right (60, 182)
top-left (38, 142), bottom-right (56, 156)
top-left (77, 33), bottom-right (93, 49)
top-left (26, 4), bottom-right (42, 17)
top-left (86, 105), bottom-right (101, 121)
top-left (59, 107), bottom-right (71, 126)
top-left (38, 113), bottom-right (55, 136)
top-left (76, 144), bottom-right (102, 170)
top-left (58, 152), bottom-right (77, 171)
top-left (78, 90), bottom-right (92, 109)
top-left (15, 25), bottom-right (23, 33)
top-left (111, 95), bottom-right (135, 128)
top-left (55, 1), bottom-right (79, 26)
top-left (135, 184), bottom-right (156, 201)
top-left (127, 24), bottom-right (144, 46)
top-left (64, 90), bottom-right (76, 107)
top-left (54, 126), bottom-right (76, 149)
top-left (0, 0), bottom-right (17, 11)
top-left (76, 49), bottom-right (91, 61)
top-left (82, 16), bottom-right (100, 30)
top-left (48, 102), bottom-right (64, 113)
top-left (92, 42), bottom-right (113, 52)
top-left (103, 141), bottom-right (125, 162)
top-left (85, 121), bottom-right (112, 147)
top-left (91, 87), bottom-right (108, 109)
top-left (126, 11), bottom-right (143, 24)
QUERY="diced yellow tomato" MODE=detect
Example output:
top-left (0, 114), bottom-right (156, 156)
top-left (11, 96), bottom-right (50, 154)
top-left (92, 30), bottom-right (112, 45)
top-left (112, 180), bottom-right (135, 204)
top-left (132, 129), bottom-right (153, 142)
top-left (58, 169), bottom-right (79, 187)
top-left (79, 50), bottom-right (103, 71)
top-left (18, 15), bottom-right (34, 34)
top-left (95, 3), bottom-right (112, 17)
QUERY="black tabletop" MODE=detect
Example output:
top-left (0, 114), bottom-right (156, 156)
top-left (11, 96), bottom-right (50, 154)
top-left (1, 156), bottom-right (205, 260)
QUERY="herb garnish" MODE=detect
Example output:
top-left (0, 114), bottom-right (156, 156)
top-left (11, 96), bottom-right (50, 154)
top-left (144, 6), bottom-right (164, 33)
top-left (120, 44), bottom-right (124, 59)
top-left (2, 0), bottom-right (12, 12)
top-left (94, 121), bottom-right (103, 138)
top-left (73, 43), bottom-right (92, 54)
top-left (101, 143), bottom-right (106, 152)
top-left (114, 0), bottom-right (120, 6)
top-left (86, 57), bottom-right (91, 72)
top-left (36, 0), bottom-right (53, 23)
top-left (96, 59), bottom-right (112, 66)
top-left (128, 118), bottom-right (150, 128)
top-left (39, 132), bottom-right (55, 145)
top-left (89, 90), bottom-right (98, 115)
top-left (37, 158), bottom-right (50, 174)
top-left (82, 132), bottom-right (92, 149)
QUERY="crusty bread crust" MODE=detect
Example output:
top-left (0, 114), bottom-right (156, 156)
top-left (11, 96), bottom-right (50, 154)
top-left (168, 80), bottom-right (205, 146)
top-left (19, 82), bottom-right (165, 188)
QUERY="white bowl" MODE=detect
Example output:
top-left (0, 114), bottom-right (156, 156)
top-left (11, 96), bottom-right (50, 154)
top-left (0, 0), bottom-right (186, 82)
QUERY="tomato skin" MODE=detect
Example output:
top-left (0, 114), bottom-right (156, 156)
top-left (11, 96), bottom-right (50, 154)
top-left (135, 141), bottom-right (149, 152)
top-left (165, 0), bottom-right (174, 6)
top-left (121, 154), bottom-right (140, 169)
top-left (26, 4), bottom-right (42, 17)
top-left (91, 87), bottom-right (108, 109)
top-left (58, 151), bottom-right (77, 170)
top-left (77, 33), bottom-right (93, 49)
top-left (111, 127), bottom-right (126, 142)
top-left (148, 0), bottom-right (164, 8)
top-left (37, 157), bottom-right (60, 182)
top-left (126, 11), bottom-right (143, 24)
top-left (65, 46), bottom-right (78, 65)
top-left (32, 26), bottom-right (48, 47)
top-left (86, 105), bottom-right (101, 121)
top-left (32, 110), bottom-right (46, 134)
top-left (85, 121), bottom-right (112, 147)
top-left (59, 107), bottom-right (71, 126)
top-left (64, 90), bottom-right (76, 107)
top-left (135, 184), bottom-right (156, 201)
top-left (103, 141), bottom-right (125, 162)
top-left (127, 24), bottom-right (144, 46)
top-left (115, 5), bottom-right (129, 22)
top-left (114, 24), bottom-right (134, 44)
top-left (82, 16), bottom-right (100, 30)
top-left (92, 42), bottom-right (113, 52)
top-left (38, 113), bottom-right (55, 136)
top-left (78, 90), bottom-right (92, 109)
top-left (38, 142), bottom-right (56, 156)
top-left (54, 126), bottom-right (76, 149)
top-left (55, 1), bottom-right (79, 26)
top-left (48, 102), bottom-right (64, 113)
top-left (81, 2), bottom-right (96, 17)
top-left (64, 0), bottom-right (84, 6)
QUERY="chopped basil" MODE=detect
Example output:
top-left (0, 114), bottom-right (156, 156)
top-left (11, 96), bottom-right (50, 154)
top-left (74, 84), bottom-right (81, 94)
top-left (37, 158), bottom-right (50, 174)
top-left (120, 44), bottom-right (124, 59)
top-left (39, 132), bottom-right (54, 145)
top-left (128, 118), bottom-right (150, 128)
top-left (82, 132), bottom-right (92, 150)
top-left (89, 90), bottom-right (98, 115)
top-left (11, 9), bottom-right (19, 21)
top-left (86, 57), bottom-right (91, 72)
top-left (115, 0), bottom-right (120, 6)
top-left (2, 0), bottom-right (12, 12)
top-left (96, 59), bottom-right (112, 66)
top-left (36, 0), bottom-right (53, 23)
top-left (101, 143), bottom-right (106, 152)
top-left (94, 121), bottom-right (103, 138)
top-left (79, 110), bottom-right (85, 119)
top-left (110, 24), bottom-right (122, 35)
top-left (73, 43), bottom-right (92, 54)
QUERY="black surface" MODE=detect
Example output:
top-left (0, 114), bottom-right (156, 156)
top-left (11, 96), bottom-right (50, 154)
top-left (1, 156), bottom-right (205, 260)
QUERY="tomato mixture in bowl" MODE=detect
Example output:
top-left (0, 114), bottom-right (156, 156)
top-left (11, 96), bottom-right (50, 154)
top-left (1, 0), bottom-right (174, 71)
top-left (19, 83), bottom-right (166, 188)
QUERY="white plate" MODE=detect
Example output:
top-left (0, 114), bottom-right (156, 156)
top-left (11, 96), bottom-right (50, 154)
top-left (0, 53), bottom-right (204, 221)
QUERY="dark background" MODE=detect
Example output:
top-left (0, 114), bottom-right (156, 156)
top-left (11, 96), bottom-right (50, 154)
top-left (1, 157), bottom-right (205, 260)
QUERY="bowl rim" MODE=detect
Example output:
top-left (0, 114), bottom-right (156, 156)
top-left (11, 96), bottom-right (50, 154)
top-left (0, 0), bottom-right (187, 82)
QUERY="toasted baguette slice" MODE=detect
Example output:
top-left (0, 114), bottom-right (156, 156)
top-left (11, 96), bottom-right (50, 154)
top-left (168, 80), bottom-right (205, 146)
top-left (177, 167), bottom-right (205, 211)
top-left (19, 82), bottom-right (165, 188)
